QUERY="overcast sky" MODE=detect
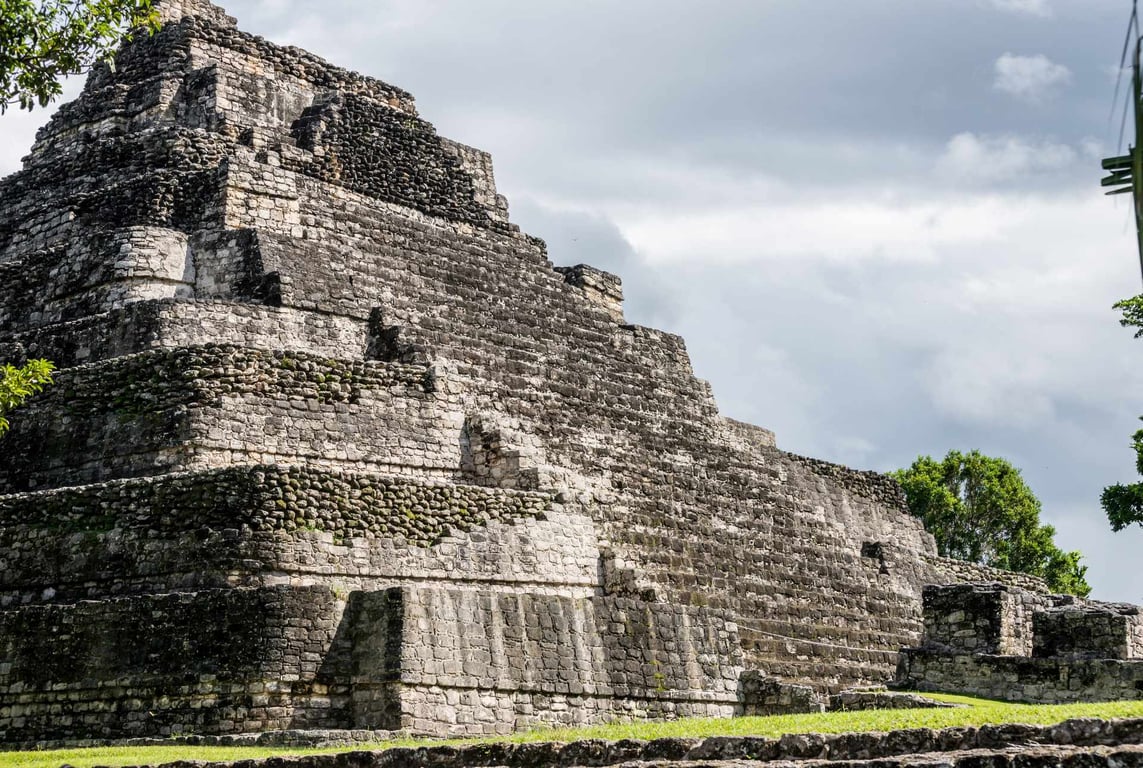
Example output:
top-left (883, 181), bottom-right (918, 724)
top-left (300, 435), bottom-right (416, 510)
top-left (3, 0), bottom-right (1142, 600)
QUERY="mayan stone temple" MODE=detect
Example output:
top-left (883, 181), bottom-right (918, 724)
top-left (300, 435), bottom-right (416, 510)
top-left (3, 0), bottom-right (1134, 747)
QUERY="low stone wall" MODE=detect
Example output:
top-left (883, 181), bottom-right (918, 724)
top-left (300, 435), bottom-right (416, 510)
top-left (896, 582), bottom-right (1143, 703)
top-left (896, 649), bottom-right (1143, 703)
top-left (53, 718), bottom-right (1143, 768)
top-left (828, 689), bottom-right (957, 711)
top-left (738, 671), bottom-right (823, 715)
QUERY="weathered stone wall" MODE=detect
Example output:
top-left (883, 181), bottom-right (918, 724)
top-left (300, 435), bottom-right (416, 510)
top-left (0, 583), bottom-right (745, 743)
top-left (0, 465), bottom-right (594, 606)
top-left (922, 555), bottom-right (1052, 594)
top-left (738, 671), bottom-right (824, 716)
top-left (357, 587), bottom-right (744, 735)
top-left (0, 300), bottom-right (368, 369)
top-left (0, 346), bottom-right (461, 492)
top-left (918, 583), bottom-right (1055, 657)
top-left (0, 586), bottom-right (352, 743)
top-left (1033, 605), bottom-right (1143, 660)
top-left (897, 650), bottom-right (1143, 703)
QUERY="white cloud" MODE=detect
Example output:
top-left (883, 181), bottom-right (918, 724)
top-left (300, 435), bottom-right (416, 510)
top-left (994, 53), bottom-right (1072, 101)
top-left (984, 0), bottom-right (1052, 17)
top-left (608, 175), bottom-right (1143, 438)
top-left (936, 132), bottom-right (1077, 184)
top-left (618, 196), bottom-right (1013, 266)
top-left (0, 76), bottom-right (82, 177)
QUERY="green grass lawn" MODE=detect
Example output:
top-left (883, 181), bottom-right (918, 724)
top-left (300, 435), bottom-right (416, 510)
top-left (7, 694), bottom-right (1143, 768)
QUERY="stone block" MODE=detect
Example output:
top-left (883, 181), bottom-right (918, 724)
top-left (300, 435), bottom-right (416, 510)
top-left (921, 583), bottom-right (1052, 656)
top-left (738, 671), bottom-right (824, 715)
top-left (1033, 605), bottom-right (1143, 660)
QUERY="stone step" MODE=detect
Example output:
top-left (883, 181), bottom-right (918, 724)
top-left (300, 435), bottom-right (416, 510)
top-left (71, 717), bottom-right (1143, 768)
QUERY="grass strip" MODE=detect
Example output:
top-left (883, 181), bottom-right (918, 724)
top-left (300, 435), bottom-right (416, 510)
top-left (7, 694), bottom-right (1143, 768)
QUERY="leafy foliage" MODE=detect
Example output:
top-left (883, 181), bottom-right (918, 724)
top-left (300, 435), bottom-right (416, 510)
top-left (1103, 298), bottom-right (1143, 534)
top-left (0, 0), bottom-right (158, 112)
top-left (892, 450), bottom-right (1090, 596)
top-left (1102, 423), bottom-right (1143, 532)
top-left (1113, 294), bottom-right (1143, 338)
top-left (0, 358), bottom-right (55, 437)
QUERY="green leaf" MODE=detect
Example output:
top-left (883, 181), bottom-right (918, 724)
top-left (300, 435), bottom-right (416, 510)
top-left (0, 358), bottom-right (55, 437)
top-left (0, 0), bottom-right (159, 113)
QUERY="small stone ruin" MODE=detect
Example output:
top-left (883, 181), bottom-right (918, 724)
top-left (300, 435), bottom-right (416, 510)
top-left (896, 582), bottom-right (1143, 702)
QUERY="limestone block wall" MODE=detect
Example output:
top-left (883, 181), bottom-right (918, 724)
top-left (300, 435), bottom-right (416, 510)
top-left (919, 583), bottom-right (1054, 657)
top-left (921, 555), bottom-right (1052, 595)
top-left (738, 672), bottom-right (823, 716)
top-left (555, 265), bottom-right (625, 322)
top-left (0, 586), bottom-right (353, 743)
top-left (200, 137), bottom-right (944, 688)
top-left (0, 301), bottom-right (369, 369)
top-left (0, 581), bottom-right (745, 743)
top-left (353, 587), bottom-right (744, 736)
top-left (896, 651), bottom-right (1143, 704)
top-left (0, 346), bottom-right (463, 492)
top-left (1033, 606), bottom-right (1143, 661)
top-left (0, 226), bottom-right (203, 331)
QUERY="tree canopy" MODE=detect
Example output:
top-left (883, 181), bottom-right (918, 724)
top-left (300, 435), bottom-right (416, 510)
top-left (0, 0), bottom-right (158, 112)
top-left (892, 450), bottom-right (1090, 596)
top-left (0, 359), bottom-right (54, 437)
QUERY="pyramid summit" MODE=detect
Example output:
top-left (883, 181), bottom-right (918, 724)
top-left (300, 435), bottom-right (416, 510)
top-left (0, 0), bottom-right (1043, 744)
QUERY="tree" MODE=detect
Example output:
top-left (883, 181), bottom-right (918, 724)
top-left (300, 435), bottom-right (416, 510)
top-left (892, 450), bottom-right (1091, 596)
top-left (1102, 298), bottom-right (1143, 533)
top-left (0, 0), bottom-right (158, 112)
top-left (1101, 422), bottom-right (1143, 533)
top-left (0, 359), bottom-right (55, 437)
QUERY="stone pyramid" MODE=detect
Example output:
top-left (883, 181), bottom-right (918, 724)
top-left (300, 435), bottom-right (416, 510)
top-left (0, 0), bottom-right (1041, 744)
